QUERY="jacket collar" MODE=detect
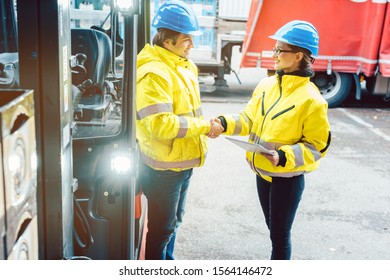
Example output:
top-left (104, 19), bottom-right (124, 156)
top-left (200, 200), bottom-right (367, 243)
top-left (154, 45), bottom-right (190, 69)
top-left (276, 69), bottom-right (313, 93)
top-left (276, 68), bottom-right (314, 78)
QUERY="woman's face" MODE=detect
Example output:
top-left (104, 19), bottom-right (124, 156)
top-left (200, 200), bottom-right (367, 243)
top-left (272, 41), bottom-right (302, 73)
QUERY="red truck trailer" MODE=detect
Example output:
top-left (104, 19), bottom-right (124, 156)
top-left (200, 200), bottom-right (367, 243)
top-left (241, 0), bottom-right (390, 107)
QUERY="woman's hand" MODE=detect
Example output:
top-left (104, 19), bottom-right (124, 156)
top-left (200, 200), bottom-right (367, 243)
top-left (261, 150), bottom-right (279, 166)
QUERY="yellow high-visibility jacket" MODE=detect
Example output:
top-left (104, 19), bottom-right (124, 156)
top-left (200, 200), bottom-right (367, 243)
top-left (222, 72), bottom-right (331, 181)
top-left (136, 44), bottom-right (209, 171)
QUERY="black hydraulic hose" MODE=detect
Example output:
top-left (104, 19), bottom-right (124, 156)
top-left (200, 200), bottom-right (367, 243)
top-left (224, 56), bottom-right (242, 84)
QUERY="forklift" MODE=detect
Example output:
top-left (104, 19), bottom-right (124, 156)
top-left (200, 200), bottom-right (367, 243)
top-left (0, 0), bottom-right (149, 260)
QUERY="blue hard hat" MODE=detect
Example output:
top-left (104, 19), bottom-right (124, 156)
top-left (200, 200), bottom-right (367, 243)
top-left (152, 0), bottom-right (202, 36)
top-left (269, 20), bottom-right (319, 57)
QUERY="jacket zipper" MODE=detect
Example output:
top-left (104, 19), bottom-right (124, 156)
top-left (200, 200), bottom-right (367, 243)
top-left (253, 75), bottom-right (283, 176)
top-left (271, 105), bottom-right (295, 120)
top-left (261, 91), bottom-right (265, 116)
top-left (259, 77), bottom-right (283, 136)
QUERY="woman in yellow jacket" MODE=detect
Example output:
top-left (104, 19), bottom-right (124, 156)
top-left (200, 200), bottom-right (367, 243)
top-left (213, 20), bottom-right (331, 259)
top-left (136, 1), bottom-right (223, 260)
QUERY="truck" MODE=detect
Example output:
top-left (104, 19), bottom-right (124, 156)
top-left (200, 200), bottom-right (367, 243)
top-left (71, 0), bottom-right (253, 89)
top-left (0, 0), bottom-right (150, 260)
top-left (241, 0), bottom-right (390, 108)
top-left (150, 0), bottom-right (252, 89)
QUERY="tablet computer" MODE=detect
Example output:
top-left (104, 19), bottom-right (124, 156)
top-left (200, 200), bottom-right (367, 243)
top-left (225, 136), bottom-right (273, 155)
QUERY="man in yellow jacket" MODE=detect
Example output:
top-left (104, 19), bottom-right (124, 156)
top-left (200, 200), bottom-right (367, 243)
top-left (136, 0), bottom-right (223, 260)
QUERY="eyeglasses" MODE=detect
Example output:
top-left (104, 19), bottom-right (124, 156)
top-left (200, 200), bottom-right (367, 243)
top-left (272, 47), bottom-right (297, 55)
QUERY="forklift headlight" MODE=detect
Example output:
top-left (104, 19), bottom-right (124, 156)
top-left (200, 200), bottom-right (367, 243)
top-left (114, 0), bottom-right (140, 15)
top-left (111, 154), bottom-right (132, 174)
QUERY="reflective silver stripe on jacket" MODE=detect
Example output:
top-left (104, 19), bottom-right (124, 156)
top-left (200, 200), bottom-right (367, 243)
top-left (304, 142), bottom-right (322, 161)
top-left (142, 153), bottom-right (201, 169)
top-left (177, 107), bottom-right (203, 118)
top-left (137, 104), bottom-right (203, 120)
top-left (249, 133), bottom-right (278, 150)
top-left (292, 143), bottom-right (322, 167)
top-left (194, 107), bottom-right (203, 117)
top-left (232, 114), bottom-right (242, 134)
top-left (231, 112), bottom-right (251, 135)
top-left (248, 134), bottom-right (323, 170)
top-left (176, 116), bottom-right (188, 138)
top-left (175, 107), bottom-right (203, 138)
top-left (241, 112), bottom-right (252, 131)
top-left (137, 103), bottom-right (172, 120)
top-left (291, 144), bottom-right (304, 167)
top-left (246, 158), bottom-right (306, 178)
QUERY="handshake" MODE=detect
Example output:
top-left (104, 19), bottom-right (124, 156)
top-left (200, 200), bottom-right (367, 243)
top-left (207, 117), bottom-right (224, 139)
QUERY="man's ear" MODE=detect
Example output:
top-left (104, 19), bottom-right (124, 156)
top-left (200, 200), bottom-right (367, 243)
top-left (163, 39), bottom-right (171, 48)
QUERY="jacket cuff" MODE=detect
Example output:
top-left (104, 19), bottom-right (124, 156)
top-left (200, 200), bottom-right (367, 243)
top-left (217, 116), bottom-right (227, 132)
top-left (277, 149), bottom-right (287, 167)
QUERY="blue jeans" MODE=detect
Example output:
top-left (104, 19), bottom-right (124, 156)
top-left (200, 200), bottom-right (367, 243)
top-left (256, 175), bottom-right (305, 260)
top-left (140, 162), bottom-right (192, 260)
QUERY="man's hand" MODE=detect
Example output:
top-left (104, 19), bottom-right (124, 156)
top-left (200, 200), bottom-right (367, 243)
top-left (207, 119), bottom-right (224, 138)
top-left (211, 117), bottom-right (222, 126)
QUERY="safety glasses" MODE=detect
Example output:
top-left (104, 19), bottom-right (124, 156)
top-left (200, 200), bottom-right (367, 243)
top-left (272, 47), bottom-right (297, 55)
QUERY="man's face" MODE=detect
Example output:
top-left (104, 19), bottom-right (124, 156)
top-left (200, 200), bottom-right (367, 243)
top-left (164, 33), bottom-right (195, 59)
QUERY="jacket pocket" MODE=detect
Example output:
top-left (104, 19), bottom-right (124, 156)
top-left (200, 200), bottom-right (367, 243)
top-left (271, 105), bottom-right (295, 120)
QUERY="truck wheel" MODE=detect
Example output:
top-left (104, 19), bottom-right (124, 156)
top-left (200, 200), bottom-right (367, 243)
top-left (311, 71), bottom-right (352, 108)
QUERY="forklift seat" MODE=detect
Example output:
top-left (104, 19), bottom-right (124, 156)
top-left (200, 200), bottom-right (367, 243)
top-left (71, 28), bottom-right (112, 121)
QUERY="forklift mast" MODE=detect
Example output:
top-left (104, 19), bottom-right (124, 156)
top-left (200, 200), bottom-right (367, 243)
top-left (0, 0), bottom-right (149, 260)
